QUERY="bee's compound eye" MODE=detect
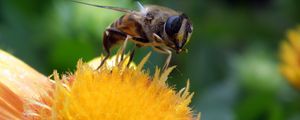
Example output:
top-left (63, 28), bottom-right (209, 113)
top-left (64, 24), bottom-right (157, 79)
top-left (165, 16), bottom-right (183, 37)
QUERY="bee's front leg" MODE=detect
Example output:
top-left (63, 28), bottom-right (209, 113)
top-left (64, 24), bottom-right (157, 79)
top-left (153, 33), bottom-right (164, 43)
top-left (120, 35), bottom-right (132, 61)
top-left (163, 50), bottom-right (172, 71)
top-left (152, 33), bottom-right (167, 46)
top-left (153, 46), bottom-right (172, 71)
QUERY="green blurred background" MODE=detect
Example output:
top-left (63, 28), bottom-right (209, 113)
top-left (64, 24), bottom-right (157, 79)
top-left (0, 0), bottom-right (300, 119)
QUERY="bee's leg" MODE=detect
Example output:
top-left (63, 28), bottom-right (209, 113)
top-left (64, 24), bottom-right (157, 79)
top-left (97, 28), bottom-right (126, 70)
top-left (151, 33), bottom-right (169, 47)
top-left (97, 51), bottom-right (110, 70)
top-left (97, 31), bottom-right (112, 70)
top-left (153, 46), bottom-right (172, 71)
top-left (163, 50), bottom-right (172, 71)
top-left (153, 33), bottom-right (164, 43)
top-left (120, 35), bottom-right (131, 61)
top-left (127, 45), bottom-right (136, 67)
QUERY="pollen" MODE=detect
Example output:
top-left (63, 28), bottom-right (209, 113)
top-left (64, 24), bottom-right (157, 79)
top-left (36, 53), bottom-right (199, 120)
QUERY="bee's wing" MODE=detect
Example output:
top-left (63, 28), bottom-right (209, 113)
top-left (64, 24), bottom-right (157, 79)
top-left (71, 0), bottom-right (136, 13)
top-left (137, 1), bottom-right (146, 13)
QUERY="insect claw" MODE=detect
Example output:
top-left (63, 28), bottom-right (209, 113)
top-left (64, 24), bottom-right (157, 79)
top-left (97, 53), bottom-right (110, 70)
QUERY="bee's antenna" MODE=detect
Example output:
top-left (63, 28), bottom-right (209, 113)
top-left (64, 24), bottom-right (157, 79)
top-left (70, 0), bottom-right (134, 13)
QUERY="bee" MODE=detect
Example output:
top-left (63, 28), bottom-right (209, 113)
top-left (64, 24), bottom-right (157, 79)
top-left (72, 1), bottom-right (193, 71)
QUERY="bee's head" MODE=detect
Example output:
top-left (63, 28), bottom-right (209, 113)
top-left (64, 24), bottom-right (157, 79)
top-left (164, 14), bottom-right (193, 54)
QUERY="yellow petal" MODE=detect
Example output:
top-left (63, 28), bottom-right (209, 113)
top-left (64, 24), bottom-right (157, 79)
top-left (280, 41), bottom-right (299, 67)
top-left (37, 53), bottom-right (199, 120)
top-left (280, 65), bottom-right (300, 89)
top-left (280, 27), bottom-right (300, 90)
top-left (287, 29), bottom-right (300, 52)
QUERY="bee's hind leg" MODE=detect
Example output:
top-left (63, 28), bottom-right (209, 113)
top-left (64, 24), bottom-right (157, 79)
top-left (97, 51), bottom-right (110, 70)
top-left (127, 45), bottom-right (137, 67)
top-left (97, 28), bottom-right (126, 70)
top-left (97, 30), bottom-right (112, 70)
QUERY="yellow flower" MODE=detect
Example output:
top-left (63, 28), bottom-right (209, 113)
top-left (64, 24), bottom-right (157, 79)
top-left (280, 26), bottom-right (300, 90)
top-left (0, 49), bottom-right (199, 120)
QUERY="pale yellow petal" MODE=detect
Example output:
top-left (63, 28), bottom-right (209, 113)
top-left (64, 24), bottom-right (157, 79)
top-left (88, 55), bottom-right (136, 70)
top-left (0, 49), bottom-right (52, 100)
top-left (0, 82), bottom-right (23, 120)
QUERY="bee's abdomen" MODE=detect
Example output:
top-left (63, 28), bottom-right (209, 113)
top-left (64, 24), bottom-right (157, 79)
top-left (103, 28), bottom-right (126, 52)
top-left (110, 15), bottom-right (125, 28)
top-left (111, 14), bottom-right (149, 43)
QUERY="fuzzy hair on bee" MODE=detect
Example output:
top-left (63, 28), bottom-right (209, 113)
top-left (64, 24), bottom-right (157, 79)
top-left (71, 0), bottom-right (193, 71)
